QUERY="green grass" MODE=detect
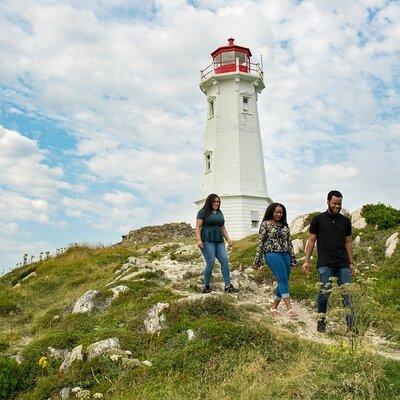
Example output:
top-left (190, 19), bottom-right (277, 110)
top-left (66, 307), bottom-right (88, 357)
top-left (0, 226), bottom-right (399, 399)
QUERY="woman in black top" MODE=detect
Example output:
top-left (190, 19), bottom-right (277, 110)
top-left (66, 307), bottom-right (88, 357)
top-left (195, 194), bottom-right (239, 294)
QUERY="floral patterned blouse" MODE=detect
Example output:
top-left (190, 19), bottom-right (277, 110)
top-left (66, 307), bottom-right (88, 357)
top-left (254, 220), bottom-right (297, 267)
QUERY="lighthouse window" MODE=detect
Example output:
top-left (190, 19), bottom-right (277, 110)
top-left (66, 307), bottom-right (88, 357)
top-left (205, 152), bottom-right (212, 173)
top-left (251, 211), bottom-right (259, 228)
top-left (243, 96), bottom-right (250, 112)
top-left (208, 99), bottom-right (215, 118)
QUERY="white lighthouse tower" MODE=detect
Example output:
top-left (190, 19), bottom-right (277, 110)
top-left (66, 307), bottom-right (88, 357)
top-left (195, 38), bottom-right (272, 239)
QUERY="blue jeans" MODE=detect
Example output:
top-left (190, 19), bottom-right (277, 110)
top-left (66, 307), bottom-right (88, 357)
top-left (201, 241), bottom-right (231, 286)
top-left (265, 252), bottom-right (292, 299)
top-left (317, 266), bottom-right (353, 324)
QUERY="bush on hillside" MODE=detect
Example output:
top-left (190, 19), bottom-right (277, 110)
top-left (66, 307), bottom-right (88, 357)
top-left (0, 355), bottom-right (23, 399)
top-left (361, 203), bottom-right (400, 230)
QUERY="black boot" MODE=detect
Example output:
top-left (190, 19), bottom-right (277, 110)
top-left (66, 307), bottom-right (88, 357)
top-left (202, 285), bottom-right (212, 294)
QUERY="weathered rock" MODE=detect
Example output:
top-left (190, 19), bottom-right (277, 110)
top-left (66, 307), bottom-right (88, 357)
top-left (13, 283), bottom-right (21, 289)
top-left (142, 360), bottom-right (152, 366)
top-left (110, 285), bottom-right (129, 298)
top-left (72, 290), bottom-right (99, 314)
top-left (292, 239), bottom-right (304, 255)
top-left (385, 232), bottom-right (399, 258)
top-left (127, 257), bottom-right (148, 266)
top-left (87, 337), bottom-right (121, 361)
top-left (174, 245), bottom-right (199, 256)
top-left (22, 271), bottom-right (37, 281)
top-left (354, 235), bottom-right (361, 246)
top-left (290, 214), bottom-right (311, 235)
top-left (60, 387), bottom-right (71, 399)
top-left (187, 329), bottom-right (196, 341)
top-left (60, 345), bottom-right (83, 371)
top-left (351, 208), bottom-right (367, 229)
top-left (47, 346), bottom-right (69, 360)
top-left (144, 303), bottom-right (169, 333)
top-left (121, 223), bottom-right (194, 244)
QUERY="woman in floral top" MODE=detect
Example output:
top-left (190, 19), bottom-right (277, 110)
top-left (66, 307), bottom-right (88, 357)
top-left (254, 202), bottom-right (298, 318)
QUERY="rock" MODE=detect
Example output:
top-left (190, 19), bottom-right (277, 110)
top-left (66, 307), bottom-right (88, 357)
top-left (72, 290), bottom-right (99, 314)
top-left (385, 232), bottom-right (399, 258)
top-left (174, 245), bottom-right (199, 256)
top-left (142, 360), bottom-right (152, 366)
top-left (60, 387), bottom-right (71, 399)
top-left (290, 214), bottom-right (311, 235)
top-left (60, 345), bottom-right (83, 371)
top-left (353, 235), bottom-right (361, 246)
top-left (187, 329), bottom-right (196, 341)
top-left (121, 223), bottom-right (193, 244)
top-left (47, 346), bottom-right (69, 360)
top-left (351, 208), bottom-right (367, 229)
top-left (13, 283), bottom-right (21, 289)
top-left (144, 303), bottom-right (169, 333)
top-left (292, 239), bottom-right (304, 255)
top-left (127, 257), bottom-right (148, 266)
top-left (110, 285), bottom-right (129, 298)
top-left (22, 271), bottom-right (37, 281)
top-left (87, 337), bottom-right (121, 361)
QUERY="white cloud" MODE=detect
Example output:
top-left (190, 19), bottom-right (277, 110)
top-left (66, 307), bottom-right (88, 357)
top-left (0, 0), bottom-right (399, 271)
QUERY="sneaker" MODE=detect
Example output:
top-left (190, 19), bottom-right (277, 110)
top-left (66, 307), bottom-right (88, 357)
top-left (202, 285), bottom-right (212, 294)
top-left (317, 319), bottom-right (326, 333)
top-left (224, 284), bottom-right (239, 293)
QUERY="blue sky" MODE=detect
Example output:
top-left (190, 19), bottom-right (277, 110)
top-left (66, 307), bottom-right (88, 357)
top-left (1, 0), bottom-right (399, 274)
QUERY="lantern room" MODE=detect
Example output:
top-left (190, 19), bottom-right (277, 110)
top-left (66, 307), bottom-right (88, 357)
top-left (211, 38), bottom-right (251, 74)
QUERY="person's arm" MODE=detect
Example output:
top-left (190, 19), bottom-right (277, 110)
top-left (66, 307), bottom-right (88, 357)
top-left (287, 232), bottom-right (297, 267)
top-left (301, 233), bottom-right (317, 274)
top-left (221, 225), bottom-right (233, 247)
top-left (253, 222), bottom-right (268, 268)
top-left (195, 219), bottom-right (204, 249)
top-left (345, 235), bottom-right (355, 274)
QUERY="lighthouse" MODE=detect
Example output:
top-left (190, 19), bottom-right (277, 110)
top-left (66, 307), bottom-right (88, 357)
top-left (195, 38), bottom-right (271, 239)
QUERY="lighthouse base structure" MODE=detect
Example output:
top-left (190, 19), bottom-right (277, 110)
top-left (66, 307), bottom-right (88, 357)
top-left (195, 195), bottom-right (272, 240)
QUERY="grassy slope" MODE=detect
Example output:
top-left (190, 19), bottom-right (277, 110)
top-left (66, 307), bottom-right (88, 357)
top-left (0, 225), bottom-right (398, 399)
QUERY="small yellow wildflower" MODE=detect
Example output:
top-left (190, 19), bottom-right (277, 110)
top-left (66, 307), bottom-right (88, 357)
top-left (38, 356), bottom-right (48, 368)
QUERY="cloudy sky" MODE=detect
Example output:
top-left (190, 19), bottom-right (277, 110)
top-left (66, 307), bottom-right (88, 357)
top-left (1, 0), bottom-right (399, 274)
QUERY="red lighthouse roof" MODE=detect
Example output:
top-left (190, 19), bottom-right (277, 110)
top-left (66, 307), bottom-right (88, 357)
top-left (211, 38), bottom-right (252, 58)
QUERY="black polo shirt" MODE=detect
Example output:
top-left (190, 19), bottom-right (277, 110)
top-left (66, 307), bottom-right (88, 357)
top-left (309, 210), bottom-right (352, 268)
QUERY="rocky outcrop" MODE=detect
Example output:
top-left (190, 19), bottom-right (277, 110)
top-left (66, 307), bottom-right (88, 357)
top-left (72, 290), bottom-right (99, 314)
top-left (121, 222), bottom-right (194, 244)
top-left (351, 208), bottom-right (367, 229)
top-left (290, 214), bottom-right (311, 235)
top-left (60, 345), bottom-right (84, 371)
top-left (292, 239), bottom-right (304, 255)
top-left (385, 232), bottom-right (399, 258)
top-left (87, 337), bottom-right (121, 360)
top-left (144, 303), bottom-right (169, 333)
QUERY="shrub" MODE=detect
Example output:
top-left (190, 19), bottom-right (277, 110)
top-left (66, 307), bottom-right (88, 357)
top-left (0, 355), bottom-right (23, 399)
top-left (361, 203), bottom-right (400, 230)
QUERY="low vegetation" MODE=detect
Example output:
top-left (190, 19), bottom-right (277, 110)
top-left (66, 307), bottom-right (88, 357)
top-left (0, 205), bottom-right (398, 399)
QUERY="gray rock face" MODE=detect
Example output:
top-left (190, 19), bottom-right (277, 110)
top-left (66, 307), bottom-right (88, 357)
top-left (292, 239), bottom-right (304, 255)
top-left (144, 303), bottom-right (169, 333)
top-left (174, 244), bottom-right (199, 256)
top-left (72, 290), bottom-right (99, 314)
top-left (60, 387), bottom-right (71, 399)
top-left (385, 232), bottom-right (399, 258)
top-left (60, 345), bottom-right (83, 371)
top-left (87, 337), bottom-right (121, 360)
top-left (47, 346), bottom-right (69, 360)
top-left (354, 235), bottom-right (361, 246)
top-left (290, 214), bottom-right (311, 235)
top-left (351, 208), bottom-right (367, 229)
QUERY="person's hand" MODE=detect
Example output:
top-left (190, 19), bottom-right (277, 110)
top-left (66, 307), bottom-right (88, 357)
top-left (349, 262), bottom-right (356, 275)
top-left (301, 261), bottom-right (310, 274)
top-left (227, 239), bottom-right (233, 249)
top-left (197, 240), bottom-right (203, 249)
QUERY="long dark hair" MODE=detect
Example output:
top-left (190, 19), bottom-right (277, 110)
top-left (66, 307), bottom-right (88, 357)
top-left (262, 202), bottom-right (288, 226)
top-left (202, 193), bottom-right (221, 218)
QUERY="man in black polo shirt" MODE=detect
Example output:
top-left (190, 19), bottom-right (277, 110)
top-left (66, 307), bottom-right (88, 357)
top-left (302, 190), bottom-right (355, 332)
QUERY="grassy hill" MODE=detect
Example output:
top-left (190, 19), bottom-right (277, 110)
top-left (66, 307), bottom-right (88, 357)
top-left (0, 208), bottom-right (399, 400)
